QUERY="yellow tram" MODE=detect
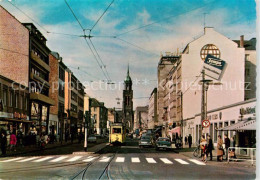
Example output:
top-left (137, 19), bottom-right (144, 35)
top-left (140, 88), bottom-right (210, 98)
top-left (109, 122), bottom-right (126, 144)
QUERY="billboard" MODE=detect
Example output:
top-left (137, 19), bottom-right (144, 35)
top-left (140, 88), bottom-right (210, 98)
top-left (203, 54), bottom-right (227, 80)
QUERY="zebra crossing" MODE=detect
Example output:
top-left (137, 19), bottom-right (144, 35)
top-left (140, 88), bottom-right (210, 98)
top-left (0, 156), bottom-right (206, 166)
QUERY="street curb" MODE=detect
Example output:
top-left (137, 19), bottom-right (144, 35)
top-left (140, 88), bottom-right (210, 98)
top-left (72, 143), bottom-right (109, 155)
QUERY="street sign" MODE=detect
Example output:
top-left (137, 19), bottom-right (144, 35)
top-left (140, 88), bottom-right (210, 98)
top-left (202, 119), bottom-right (210, 128)
top-left (203, 54), bottom-right (227, 80)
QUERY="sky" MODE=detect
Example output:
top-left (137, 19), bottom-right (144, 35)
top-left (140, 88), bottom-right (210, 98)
top-left (0, 0), bottom-right (257, 109)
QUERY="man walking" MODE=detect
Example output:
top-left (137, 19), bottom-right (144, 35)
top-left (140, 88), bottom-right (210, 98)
top-left (207, 135), bottom-right (213, 161)
top-left (188, 134), bottom-right (192, 148)
top-left (224, 134), bottom-right (230, 160)
top-left (1, 132), bottom-right (7, 156)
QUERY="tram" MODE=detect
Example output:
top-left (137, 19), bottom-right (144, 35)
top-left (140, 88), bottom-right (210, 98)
top-left (109, 122), bottom-right (126, 144)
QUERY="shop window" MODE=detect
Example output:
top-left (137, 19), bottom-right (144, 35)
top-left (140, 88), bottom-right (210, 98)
top-left (214, 123), bottom-right (217, 143)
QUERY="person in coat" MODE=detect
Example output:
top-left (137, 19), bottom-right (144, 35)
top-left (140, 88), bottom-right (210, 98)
top-left (207, 135), bottom-right (213, 161)
top-left (217, 135), bottom-right (224, 162)
top-left (1, 132), bottom-right (7, 156)
top-left (200, 135), bottom-right (207, 162)
top-left (10, 132), bottom-right (17, 152)
top-left (188, 134), bottom-right (192, 148)
top-left (224, 134), bottom-right (230, 160)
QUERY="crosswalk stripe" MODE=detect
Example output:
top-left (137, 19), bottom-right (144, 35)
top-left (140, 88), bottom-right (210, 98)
top-left (17, 157), bottom-right (39, 162)
top-left (189, 159), bottom-right (206, 165)
top-left (160, 158), bottom-right (173, 164)
top-left (175, 159), bottom-right (189, 165)
top-left (49, 156), bottom-right (68, 162)
top-left (131, 157), bottom-right (140, 163)
top-left (33, 156), bottom-right (54, 162)
top-left (115, 157), bottom-right (125, 162)
top-left (146, 158), bottom-right (156, 163)
top-left (99, 157), bottom-right (111, 162)
top-left (83, 156), bottom-right (96, 162)
top-left (0, 157), bottom-right (24, 162)
top-left (67, 156), bottom-right (83, 162)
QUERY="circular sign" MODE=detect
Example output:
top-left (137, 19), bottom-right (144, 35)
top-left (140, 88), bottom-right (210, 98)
top-left (202, 119), bottom-right (210, 128)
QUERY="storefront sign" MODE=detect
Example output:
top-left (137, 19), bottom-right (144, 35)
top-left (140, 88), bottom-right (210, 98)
top-left (203, 54), bottom-right (227, 80)
top-left (240, 106), bottom-right (256, 115)
top-left (207, 113), bottom-right (218, 121)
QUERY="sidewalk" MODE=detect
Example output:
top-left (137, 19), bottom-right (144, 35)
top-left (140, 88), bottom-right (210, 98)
top-left (1, 138), bottom-right (108, 157)
top-left (178, 144), bottom-right (256, 168)
top-left (73, 142), bottom-right (109, 155)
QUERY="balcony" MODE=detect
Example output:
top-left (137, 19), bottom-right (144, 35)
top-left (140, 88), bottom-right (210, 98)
top-left (30, 93), bottom-right (55, 105)
top-left (30, 73), bottom-right (50, 88)
top-left (31, 51), bottom-right (50, 72)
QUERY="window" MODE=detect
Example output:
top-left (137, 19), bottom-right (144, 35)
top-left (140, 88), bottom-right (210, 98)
top-left (59, 83), bottom-right (65, 97)
top-left (20, 95), bottom-right (24, 109)
top-left (59, 66), bottom-right (65, 81)
top-left (112, 128), bottom-right (121, 134)
top-left (9, 90), bottom-right (13, 107)
top-left (71, 104), bottom-right (77, 112)
top-left (15, 93), bottom-right (18, 108)
top-left (245, 54), bottom-right (250, 61)
top-left (25, 96), bottom-right (28, 110)
top-left (245, 68), bottom-right (250, 76)
top-left (3, 88), bottom-right (7, 106)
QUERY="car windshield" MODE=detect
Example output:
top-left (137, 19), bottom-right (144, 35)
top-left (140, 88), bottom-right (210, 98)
top-left (112, 128), bottom-right (121, 133)
top-left (141, 136), bottom-right (151, 140)
top-left (158, 138), bottom-right (170, 142)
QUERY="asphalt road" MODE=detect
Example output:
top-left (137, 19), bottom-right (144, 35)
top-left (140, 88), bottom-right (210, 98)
top-left (0, 138), bottom-right (256, 180)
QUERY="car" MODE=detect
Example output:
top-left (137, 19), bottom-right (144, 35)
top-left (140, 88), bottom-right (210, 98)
top-left (139, 136), bottom-right (153, 148)
top-left (155, 137), bottom-right (172, 150)
top-left (88, 135), bottom-right (97, 143)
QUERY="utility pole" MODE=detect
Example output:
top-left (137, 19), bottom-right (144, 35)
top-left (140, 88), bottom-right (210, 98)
top-left (200, 69), bottom-right (206, 137)
top-left (84, 111), bottom-right (88, 152)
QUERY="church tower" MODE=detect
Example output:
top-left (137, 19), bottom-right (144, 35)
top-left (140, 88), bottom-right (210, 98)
top-left (122, 64), bottom-right (134, 133)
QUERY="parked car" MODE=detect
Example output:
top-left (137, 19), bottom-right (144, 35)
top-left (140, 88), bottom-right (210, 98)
top-left (155, 137), bottom-right (172, 150)
top-left (88, 135), bottom-right (97, 143)
top-left (139, 136), bottom-right (153, 148)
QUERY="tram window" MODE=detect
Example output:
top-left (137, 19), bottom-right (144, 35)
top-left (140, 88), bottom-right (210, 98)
top-left (113, 128), bottom-right (121, 133)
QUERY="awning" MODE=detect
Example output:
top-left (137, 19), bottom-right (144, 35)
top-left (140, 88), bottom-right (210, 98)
top-left (218, 119), bottom-right (256, 131)
top-left (169, 126), bottom-right (181, 135)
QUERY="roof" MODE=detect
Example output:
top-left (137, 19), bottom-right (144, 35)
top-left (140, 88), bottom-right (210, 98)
top-left (233, 38), bottom-right (256, 50)
top-left (91, 98), bottom-right (105, 108)
top-left (125, 64), bottom-right (132, 83)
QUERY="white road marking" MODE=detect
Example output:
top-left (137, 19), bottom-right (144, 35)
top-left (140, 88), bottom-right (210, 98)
top-left (160, 158), bottom-right (173, 164)
top-left (17, 157), bottom-right (39, 162)
top-left (174, 159), bottom-right (189, 165)
top-left (189, 159), bottom-right (206, 165)
top-left (49, 156), bottom-right (68, 162)
top-left (83, 156), bottom-right (96, 162)
top-left (146, 158), bottom-right (156, 163)
top-left (0, 157), bottom-right (24, 162)
top-left (33, 156), bottom-right (54, 162)
top-left (99, 157), bottom-right (111, 162)
top-left (115, 157), bottom-right (125, 162)
top-left (67, 156), bottom-right (83, 162)
top-left (131, 157), bottom-right (140, 163)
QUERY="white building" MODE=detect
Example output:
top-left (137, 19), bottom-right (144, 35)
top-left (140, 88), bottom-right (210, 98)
top-left (148, 88), bottom-right (158, 129)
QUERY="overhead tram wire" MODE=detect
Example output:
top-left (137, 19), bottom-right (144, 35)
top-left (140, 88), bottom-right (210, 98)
top-left (90, 0), bottom-right (115, 32)
top-left (115, 0), bottom-right (216, 37)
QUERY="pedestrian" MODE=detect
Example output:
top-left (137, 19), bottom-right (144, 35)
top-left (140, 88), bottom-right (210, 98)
top-left (217, 135), bottom-right (224, 162)
top-left (188, 134), bottom-right (192, 148)
top-left (200, 135), bottom-right (207, 162)
top-left (185, 136), bottom-right (188, 145)
top-left (44, 133), bottom-right (49, 144)
top-left (1, 132), bottom-right (7, 156)
top-left (224, 134), bottom-right (230, 160)
top-left (65, 129), bottom-right (69, 142)
top-left (207, 135), bottom-right (213, 161)
top-left (230, 136), bottom-right (236, 160)
top-left (10, 132), bottom-right (17, 152)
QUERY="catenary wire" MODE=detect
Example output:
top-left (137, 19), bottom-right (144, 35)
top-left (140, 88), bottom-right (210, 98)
top-left (90, 0), bottom-right (115, 32)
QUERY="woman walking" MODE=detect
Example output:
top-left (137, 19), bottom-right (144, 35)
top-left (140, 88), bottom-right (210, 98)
top-left (200, 135), bottom-right (207, 162)
top-left (10, 132), bottom-right (17, 152)
top-left (217, 135), bottom-right (224, 162)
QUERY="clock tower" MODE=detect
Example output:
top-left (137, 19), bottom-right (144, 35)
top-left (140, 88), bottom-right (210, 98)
top-left (123, 65), bottom-right (134, 133)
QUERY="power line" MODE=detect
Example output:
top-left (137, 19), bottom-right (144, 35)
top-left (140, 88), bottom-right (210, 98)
top-left (182, 73), bottom-right (202, 95)
top-left (90, 0), bottom-right (115, 31)
top-left (115, 0), bottom-right (215, 37)
top-left (68, 66), bottom-right (101, 81)
top-left (64, 0), bottom-right (85, 31)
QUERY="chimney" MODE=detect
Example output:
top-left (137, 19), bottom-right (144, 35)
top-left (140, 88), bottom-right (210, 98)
top-left (240, 35), bottom-right (244, 48)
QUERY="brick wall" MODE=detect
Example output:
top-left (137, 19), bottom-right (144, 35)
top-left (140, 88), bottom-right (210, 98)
top-left (0, 6), bottom-right (29, 87)
top-left (49, 54), bottom-right (59, 115)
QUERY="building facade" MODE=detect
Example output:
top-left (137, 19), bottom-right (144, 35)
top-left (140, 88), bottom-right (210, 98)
top-left (134, 106), bottom-right (148, 132)
top-left (148, 88), bottom-right (158, 129)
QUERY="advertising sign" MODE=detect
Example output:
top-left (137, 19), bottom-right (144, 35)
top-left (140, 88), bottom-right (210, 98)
top-left (203, 54), bottom-right (227, 80)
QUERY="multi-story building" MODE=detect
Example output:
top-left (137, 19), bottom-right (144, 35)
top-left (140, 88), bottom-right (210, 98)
top-left (134, 106), bottom-right (148, 132)
top-left (64, 69), bottom-right (85, 136)
top-left (148, 88), bottom-right (158, 129)
top-left (23, 23), bottom-right (55, 135)
top-left (91, 98), bottom-right (108, 135)
top-left (233, 36), bottom-right (256, 100)
top-left (0, 6), bottom-right (30, 134)
top-left (157, 27), bottom-right (256, 145)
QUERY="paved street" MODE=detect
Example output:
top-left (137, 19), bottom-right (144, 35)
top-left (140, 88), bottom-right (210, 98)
top-left (0, 139), bottom-right (255, 179)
